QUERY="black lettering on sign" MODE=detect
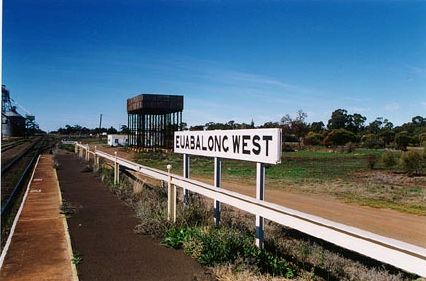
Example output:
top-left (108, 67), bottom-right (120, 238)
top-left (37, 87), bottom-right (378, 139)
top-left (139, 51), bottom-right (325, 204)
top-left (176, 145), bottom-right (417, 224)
top-left (252, 135), bottom-right (261, 155)
top-left (190, 136), bottom-right (195, 149)
top-left (232, 135), bottom-right (241, 153)
top-left (242, 135), bottom-right (250, 155)
top-left (175, 135), bottom-right (179, 149)
top-left (214, 136), bottom-right (221, 152)
top-left (196, 136), bottom-right (201, 150)
top-left (222, 136), bottom-right (229, 152)
top-left (202, 136), bottom-right (207, 151)
top-left (181, 136), bottom-right (185, 149)
top-left (185, 136), bottom-right (190, 149)
top-left (208, 136), bottom-right (214, 151)
top-left (263, 135), bottom-right (273, 156)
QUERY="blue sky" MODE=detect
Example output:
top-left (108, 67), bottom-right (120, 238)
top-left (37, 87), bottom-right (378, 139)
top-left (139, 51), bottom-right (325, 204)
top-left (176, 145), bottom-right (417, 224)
top-left (2, 0), bottom-right (426, 131)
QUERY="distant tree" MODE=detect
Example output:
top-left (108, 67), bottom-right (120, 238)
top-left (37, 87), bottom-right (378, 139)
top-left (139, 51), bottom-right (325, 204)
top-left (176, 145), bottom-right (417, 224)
top-left (310, 121), bottom-right (325, 133)
top-left (261, 121), bottom-right (280, 128)
top-left (190, 125), bottom-right (204, 131)
top-left (379, 129), bottom-right (395, 146)
top-left (107, 126), bottom-right (118, 134)
top-left (324, 129), bottom-right (357, 146)
top-left (120, 125), bottom-right (130, 134)
top-left (367, 117), bottom-right (383, 134)
top-left (327, 109), bottom-right (366, 134)
top-left (327, 109), bottom-right (349, 130)
top-left (227, 120), bottom-right (235, 129)
top-left (181, 122), bottom-right (188, 130)
top-left (280, 110), bottom-right (308, 148)
top-left (412, 116), bottom-right (425, 126)
top-left (348, 113), bottom-right (366, 133)
top-left (395, 131), bottom-right (411, 150)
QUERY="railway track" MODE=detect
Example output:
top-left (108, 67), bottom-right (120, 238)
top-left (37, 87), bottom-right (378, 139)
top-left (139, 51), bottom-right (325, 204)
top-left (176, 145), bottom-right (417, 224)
top-left (1, 139), bottom-right (28, 153)
top-left (1, 136), bottom-right (57, 250)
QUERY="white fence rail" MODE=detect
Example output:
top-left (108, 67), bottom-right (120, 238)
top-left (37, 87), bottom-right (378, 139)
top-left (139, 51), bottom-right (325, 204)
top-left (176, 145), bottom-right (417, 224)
top-left (74, 142), bottom-right (426, 277)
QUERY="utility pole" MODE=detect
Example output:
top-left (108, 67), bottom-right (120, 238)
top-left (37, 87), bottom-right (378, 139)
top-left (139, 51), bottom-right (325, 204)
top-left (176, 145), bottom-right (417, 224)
top-left (99, 114), bottom-right (103, 139)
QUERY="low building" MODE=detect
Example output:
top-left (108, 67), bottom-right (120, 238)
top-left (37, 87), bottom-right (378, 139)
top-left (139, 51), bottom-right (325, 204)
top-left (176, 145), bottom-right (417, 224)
top-left (107, 134), bottom-right (128, 147)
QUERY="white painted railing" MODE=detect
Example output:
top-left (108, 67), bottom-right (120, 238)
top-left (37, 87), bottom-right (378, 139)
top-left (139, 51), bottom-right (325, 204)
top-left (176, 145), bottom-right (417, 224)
top-left (74, 142), bottom-right (426, 277)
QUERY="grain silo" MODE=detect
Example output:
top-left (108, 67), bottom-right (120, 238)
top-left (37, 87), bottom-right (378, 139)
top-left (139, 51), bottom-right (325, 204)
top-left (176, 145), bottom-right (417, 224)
top-left (2, 85), bottom-right (26, 138)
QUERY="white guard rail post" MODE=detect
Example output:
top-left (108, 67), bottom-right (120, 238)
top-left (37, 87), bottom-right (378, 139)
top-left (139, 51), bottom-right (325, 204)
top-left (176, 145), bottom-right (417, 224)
top-left (74, 143), bottom-right (426, 277)
top-left (167, 164), bottom-right (176, 222)
top-left (114, 151), bottom-right (119, 185)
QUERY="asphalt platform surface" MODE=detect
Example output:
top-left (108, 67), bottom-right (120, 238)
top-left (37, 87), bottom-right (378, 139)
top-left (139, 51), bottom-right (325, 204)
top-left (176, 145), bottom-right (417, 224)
top-left (56, 151), bottom-right (212, 281)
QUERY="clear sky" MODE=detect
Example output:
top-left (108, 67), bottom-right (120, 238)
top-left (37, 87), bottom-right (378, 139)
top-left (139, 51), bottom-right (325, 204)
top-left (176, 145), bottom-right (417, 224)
top-left (2, 0), bottom-right (426, 131)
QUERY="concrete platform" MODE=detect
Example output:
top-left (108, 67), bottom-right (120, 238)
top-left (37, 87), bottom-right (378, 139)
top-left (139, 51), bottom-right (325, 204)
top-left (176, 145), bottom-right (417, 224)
top-left (0, 154), bottom-right (78, 281)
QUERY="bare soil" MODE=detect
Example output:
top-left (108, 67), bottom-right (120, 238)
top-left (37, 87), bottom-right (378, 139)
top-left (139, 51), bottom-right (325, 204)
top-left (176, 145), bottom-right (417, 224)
top-left (56, 151), bottom-right (213, 281)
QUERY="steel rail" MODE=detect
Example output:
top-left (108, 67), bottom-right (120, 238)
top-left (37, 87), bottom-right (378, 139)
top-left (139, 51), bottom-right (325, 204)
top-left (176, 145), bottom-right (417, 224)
top-left (1, 139), bottom-right (27, 152)
top-left (1, 139), bottom-right (40, 174)
top-left (1, 155), bottom-right (37, 220)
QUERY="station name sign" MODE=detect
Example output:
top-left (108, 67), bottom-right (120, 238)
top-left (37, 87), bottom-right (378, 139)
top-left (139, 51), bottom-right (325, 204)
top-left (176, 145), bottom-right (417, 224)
top-left (174, 128), bottom-right (282, 164)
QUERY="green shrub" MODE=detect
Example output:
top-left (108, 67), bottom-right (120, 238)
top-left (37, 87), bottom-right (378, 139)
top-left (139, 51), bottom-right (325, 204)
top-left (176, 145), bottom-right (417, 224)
top-left (162, 227), bottom-right (200, 249)
top-left (400, 151), bottom-right (423, 176)
top-left (420, 132), bottom-right (426, 146)
top-left (381, 151), bottom-right (397, 168)
top-left (366, 154), bottom-right (378, 169)
top-left (324, 129), bottom-right (357, 146)
top-left (304, 132), bottom-right (324, 146)
top-left (361, 133), bottom-right (384, 149)
top-left (162, 226), bottom-right (296, 278)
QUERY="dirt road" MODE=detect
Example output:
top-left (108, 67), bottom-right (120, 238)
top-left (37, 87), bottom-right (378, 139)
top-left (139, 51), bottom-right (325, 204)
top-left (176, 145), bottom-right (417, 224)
top-left (196, 176), bottom-right (426, 248)
top-left (95, 146), bottom-right (426, 248)
top-left (56, 151), bottom-right (212, 281)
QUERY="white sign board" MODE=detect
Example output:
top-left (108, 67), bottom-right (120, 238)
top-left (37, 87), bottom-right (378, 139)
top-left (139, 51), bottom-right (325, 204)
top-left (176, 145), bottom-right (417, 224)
top-left (174, 128), bottom-right (282, 164)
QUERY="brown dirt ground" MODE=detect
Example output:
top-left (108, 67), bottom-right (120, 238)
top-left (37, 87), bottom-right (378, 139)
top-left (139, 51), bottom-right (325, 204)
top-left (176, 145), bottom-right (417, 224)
top-left (94, 145), bottom-right (426, 248)
top-left (56, 150), bottom-right (213, 281)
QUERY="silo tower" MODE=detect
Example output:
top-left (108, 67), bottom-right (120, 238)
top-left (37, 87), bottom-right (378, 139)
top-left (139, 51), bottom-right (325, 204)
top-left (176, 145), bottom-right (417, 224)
top-left (2, 85), bottom-right (26, 138)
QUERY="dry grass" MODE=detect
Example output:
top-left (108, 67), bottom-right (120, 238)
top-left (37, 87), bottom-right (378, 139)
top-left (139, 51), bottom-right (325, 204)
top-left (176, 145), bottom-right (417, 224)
top-left (213, 264), bottom-right (290, 281)
top-left (269, 172), bottom-right (426, 215)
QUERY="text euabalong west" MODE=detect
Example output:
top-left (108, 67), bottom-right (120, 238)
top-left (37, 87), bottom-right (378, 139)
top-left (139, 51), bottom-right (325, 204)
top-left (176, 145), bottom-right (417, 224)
top-left (175, 134), bottom-right (274, 156)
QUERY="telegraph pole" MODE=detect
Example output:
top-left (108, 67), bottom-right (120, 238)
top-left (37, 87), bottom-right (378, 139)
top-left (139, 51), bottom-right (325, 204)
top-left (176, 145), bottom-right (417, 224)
top-left (99, 114), bottom-right (103, 139)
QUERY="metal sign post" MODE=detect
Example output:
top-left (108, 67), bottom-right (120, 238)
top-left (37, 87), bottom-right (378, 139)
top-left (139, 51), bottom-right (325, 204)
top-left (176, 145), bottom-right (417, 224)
top-left (214, 157), bottom-right (222, 226)
top-left (255, 162), bottom-right (265, 248)
top-left (183, 154), bottom-right (190, 204)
